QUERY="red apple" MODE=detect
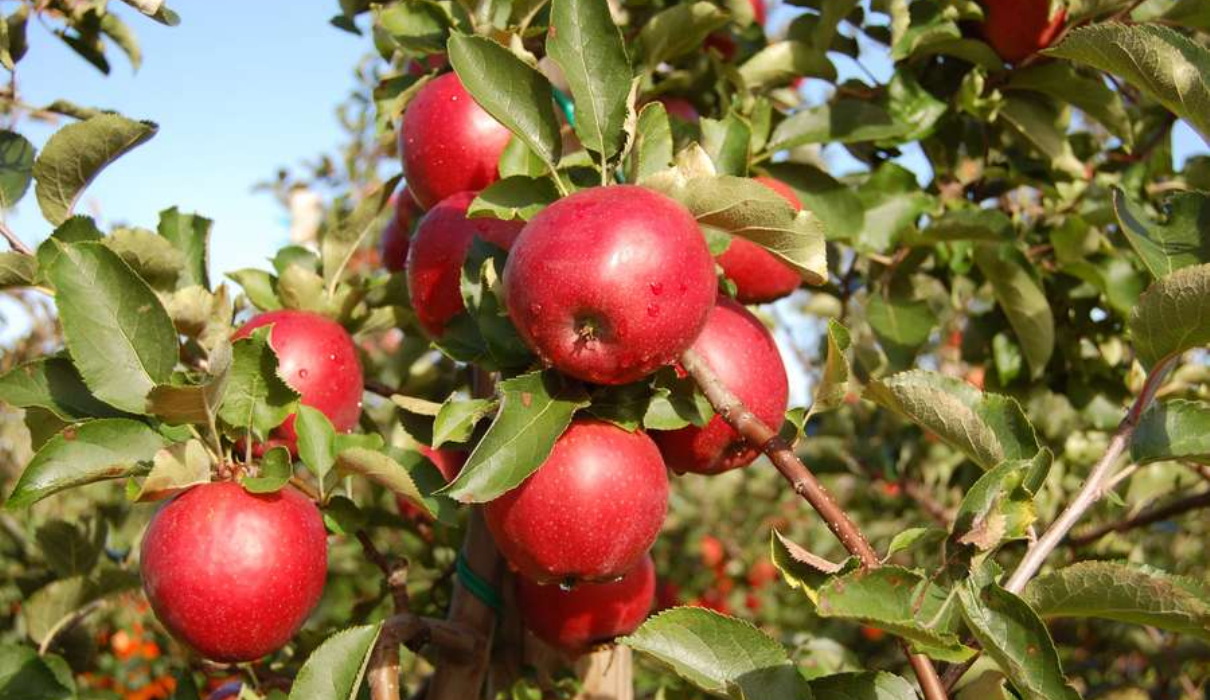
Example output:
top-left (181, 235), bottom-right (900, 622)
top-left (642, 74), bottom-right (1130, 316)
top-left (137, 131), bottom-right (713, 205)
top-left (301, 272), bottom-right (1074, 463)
top-left (656, 96), bottom-right (700, 123)
top-left (381, 188), bottom-right (424, 273)
top-left (406, 190), bottom-right (525, 337)
top-left (400, 72), bottom-right (512, 210)
top-left (654, 298), bottom-right (789, 475)
top-left (140, 482), bottom-right (327, 662)
top-left (716, 176), bottom-right (803, 303)
top-left (232, 310), bottom-right (364, 454)
top-left (503, 185), bottom-right (716, 385)
top-left (980, 0), bottom-right (1066, 64)
top-left (750, 0), bottom-right (766, 26)
top-left (517, 555), bottom-right (655, 655)
top-left (484, 419), bottom-right (669, 583)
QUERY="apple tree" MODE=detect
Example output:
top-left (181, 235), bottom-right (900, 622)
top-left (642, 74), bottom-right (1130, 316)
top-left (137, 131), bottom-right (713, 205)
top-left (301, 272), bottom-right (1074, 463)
top-left (0, 0), bottom-right (1208, 699)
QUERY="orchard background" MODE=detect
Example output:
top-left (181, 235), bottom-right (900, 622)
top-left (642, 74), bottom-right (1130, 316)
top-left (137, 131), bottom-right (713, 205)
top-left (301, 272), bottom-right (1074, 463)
top-left (0, 0), bottom-right (1208, 699)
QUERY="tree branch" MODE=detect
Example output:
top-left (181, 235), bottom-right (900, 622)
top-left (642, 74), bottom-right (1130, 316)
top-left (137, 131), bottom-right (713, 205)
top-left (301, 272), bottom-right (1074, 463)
top-left (1069, 489), bottom-right (1210, 548)
top-left (359, 530), bottom-right (412, 700)
top-left (0, 219), bottom-right (33, 256)
top-left (680, 349), bottom-right (949, 700)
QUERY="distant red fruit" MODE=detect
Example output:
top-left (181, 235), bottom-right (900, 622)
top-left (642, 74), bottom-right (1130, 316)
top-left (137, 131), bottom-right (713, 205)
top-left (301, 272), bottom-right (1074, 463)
top-left (517, 555), bottom-right (655, 655)
top-left (400, 72), bottom-right (511, 209)
top-left (232, 310), bottom-right (364, 455)
top-left (484, 419), bottom-right (669, 584)
top-left (406, 190), bottom-right (524, 338)
top-left (503, 185), bottom-right (717, 385)
top-left (980, 0), bottom-right (1066, 64)
top-left (141, 483), bottom-right (327, 662)
top-left (700, 535), bottom-right (726, 569)
top-left (654, 298), bottom-right (789, 475)
top-left (747, 559), bottom-right (778, 589)
top-left (716, 176), bottom-right (803, 303)
top-left (380, 188), bottom-right (424, 273)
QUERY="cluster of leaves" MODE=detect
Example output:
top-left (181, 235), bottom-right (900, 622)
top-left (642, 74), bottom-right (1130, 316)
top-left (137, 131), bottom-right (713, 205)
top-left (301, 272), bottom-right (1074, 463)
top-left (0, 0), bottom-right (1208, 698)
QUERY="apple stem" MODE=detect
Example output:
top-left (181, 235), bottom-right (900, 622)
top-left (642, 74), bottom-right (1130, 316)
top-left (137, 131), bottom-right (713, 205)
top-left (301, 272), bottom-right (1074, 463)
top-left (680, 348), bottom-right (950, 700)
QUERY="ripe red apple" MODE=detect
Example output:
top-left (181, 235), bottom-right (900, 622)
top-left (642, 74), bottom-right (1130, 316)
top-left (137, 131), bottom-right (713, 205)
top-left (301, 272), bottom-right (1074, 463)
top-left (140, 482), bottom-right (327, 662)
top-left (657, 96), bottom-right (700, 123)
top-left (484, 419), bottom-right (669, 583)
top-left (516, 555), bottom-right (655, 656)
top-left (232, 310), bottom-right (364, 454)
top-left (381, 188), bottom-right (424, 273)
top-left (400, 72), bottom-right (512, 210)
top-left (716, 176), bottom-right (803, 303)
top-left (406, 190), bottom-right (525, 337)
top-left (654, 298), bottom-right (789, 475)
top-left (980, 0), bottom-right (1066, 64)
top-left (750, 0), bottom-right (766, 26)
top-left (502, 185), bottom-right (716, 385)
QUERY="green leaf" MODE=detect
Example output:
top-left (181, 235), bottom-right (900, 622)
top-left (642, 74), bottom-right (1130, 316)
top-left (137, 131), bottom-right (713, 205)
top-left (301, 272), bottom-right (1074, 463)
top-left (443, 370), bottom-right (588, 503)
top-left (974, 244), bottom-right (1054, 380)
top-left (1130, 399), bottom-right (1210, 465)
top-left (547, 0), bottom-right (631, 160)
top-left (227, 269), bottom-right (282, 311)
top-left (158, 207), bottom-right (212, 290)
top-left (457, 239), bottom-right (535, 370)
top-left (587, 382), bottom-right (654, 432)
top-left (216, 327), bottom-right (300, 441)
top-left (637, 2), bottom-right (730, 66)
top-left (0, 644), bottom-right (74, 700)
top-left (1005, 62), bottom-right (1133, 146)
top-left (146, 340), bottom-right (232, 425)
top-left (132, 439), bottom-right (211, 502)
top-left (1113, 189), bottom-right (1210, 280)
top-left (864, 370), bottom-right (1042, 470)
top-left (32, 114), bottom-right (158, 225)
top-left (1128, 263), bottom-right (1210, 369)
top-left (760, 163), bottom-right (864, 241)
top-left (815, 567), bottom-right (973, 662)
top-left (740, 41), bottom-right (836, 89)
top-left (913, 208), bottom-right (1013, 244)
top-left (957, 582), bottom-right (1081, 700)
top-left (296, 405), bottom-right (337, 485)
top-left (0, 252), bottom-right (35, 288)
top-left (997, 93), bottom-right (1085, 178)
top-left (288, 623), bottom-right (382, 700)
top-left (809, 672), bottom-right (917, 700)
top-left (336, 448), bottom-right (431, 516)
top-left (99, 12), bottom-right (141, 70)
top-left (1023, 561), bottom-right (1210, 641)
top-left (23, 570), bottom-right (140, 645)
top-left (1045, 23), bottom-right (1210, 142)
top-left (807, 321), bottom-right (850, 419)
top-left (5, 418), bottom-right (166, 508)
top-left (643, 367), bottom-right (714, 430)
top-left (448, 34), bottom-right (561, 168)
top-left (852, 163), bottom-right (931, 253)
top-left (626, 102), bottom-right (673, 183)
top-left (467, 175), bottom-right (558, 222)
top-left (373, 1), bottom-right (451, 55)
top-left (242, 446), bottom-right (293, 494)
top-left (322, 173), bottom-right (402, 290)
top-left (769, 529), bottom-right (844, 600)
top-left (0, 356), bottom-right (123, 421)
top-left (701, 113), bottom-right (751, 176)
top-left (35, 518), bottom-right (106, 577)
top-left (645, 167), bottom-right (827, 284)
top-left (622, 607), bottom-right (812, 699)
top-left (432, 397), bottom-right (496, 448)
top-left (951, 459), bottom-right (1040, 552)
top-left (103, 226), bottom-right (185, 289)
top-left (0, 130), bottom-right (35, 208)
top-left (770, 100), bottom-right (907, 150)
top-left (866, 292), bottom-right (936, 370)
top-left (47, 242), bottom-right (178, 414)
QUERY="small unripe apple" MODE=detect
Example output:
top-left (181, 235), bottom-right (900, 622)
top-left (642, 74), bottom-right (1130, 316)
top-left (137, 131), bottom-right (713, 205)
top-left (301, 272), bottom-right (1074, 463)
top-left (516, 555), bottom-right (655, 656)
top-left (484, 419), bottom-right (669, 583)
top-left (716, 176), bottom-right (802, 303)
top-left (140, 482), bottom-right (327, 662)
top-left (232, 310), bottom-right (364, 455)
top-left (400, 72), bottom-right (512, 210)
top-left (980, 0), bottom-right (1066, 64)
top-left (503, 185), bottom-right (717, 385)
top-left (654, 298), bottom-right (789, 475)
top-left (380, 187), bottom-right (424, 273)
top-left (406, 190), bottom-right (525, 338)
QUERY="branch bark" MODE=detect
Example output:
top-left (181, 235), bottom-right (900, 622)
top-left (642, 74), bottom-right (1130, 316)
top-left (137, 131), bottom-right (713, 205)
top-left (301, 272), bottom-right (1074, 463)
top-left (359, 531), bottom-right (411, 700)
top-left (0, 219), bottom-right (32, 256)
top-left (680, 349), bottom-right (949, 700)
top-left (1069, 489), bottom-right (1210, 548)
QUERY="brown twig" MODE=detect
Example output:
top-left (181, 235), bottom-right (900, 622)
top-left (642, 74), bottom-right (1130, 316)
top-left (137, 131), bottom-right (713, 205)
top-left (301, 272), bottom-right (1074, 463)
top-left (0, 219), bottom-right (33, 256)
top-left (680, 349), bottom-right (949, 700)
top-left (358, 530), bottom-right (413, 700)
top-left (1069, 489), bottom-right (1210, 548)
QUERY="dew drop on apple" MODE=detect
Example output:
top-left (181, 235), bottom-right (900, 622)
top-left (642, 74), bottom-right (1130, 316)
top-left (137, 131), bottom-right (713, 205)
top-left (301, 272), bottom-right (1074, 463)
top-left (649, 281), bottom-right (663, 296)
top-left (298, 369), bottom-right (309, 379)
top-left (647, 303), bottom-right (659, 317)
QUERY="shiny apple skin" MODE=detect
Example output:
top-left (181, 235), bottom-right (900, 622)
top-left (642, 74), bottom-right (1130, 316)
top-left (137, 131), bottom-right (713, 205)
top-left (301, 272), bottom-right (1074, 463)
top-left (716, 176), bottom-right (803, 304)
top-left (400, 72), bottom-right (512, 210)
top-left (406, 190), bottom-right (525, 338)
top-left (517, 555), bottom-right (656, 656)
top-left (232, 310), bottom-right (364, 454)
top-left (980, 0), bottom-right (1066, 64)
top-left (485, 419), bottom-right (669, 584)
top-left (140, 482), bottom-right (328, 662)
top-left (502, 185), bottom-right (717, 385)
top-left (654, 298), bottom-right (789, 475)
top-left (381, 188), bottom-right (424, 273)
